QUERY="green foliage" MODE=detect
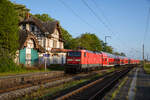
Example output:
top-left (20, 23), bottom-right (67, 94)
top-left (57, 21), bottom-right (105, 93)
top-left (66, 38), bottom-right (79, 49)
top-left (34, 14), bottom-right (55, 22)
top-left (144, 64), bottom-right (150, 74)
top-left (71, 33), bottom-right (103, 51)
top-left (120, 52), bottom-right (126, 56)
top-left (0, 57), bottom-right (23, 72)
top-left (113, 52), bottom-right (126, 56)
top-left (104, 45), bottom-right (113, 53)
top-left (0, 0), bottom-right (19, 71)
top-left (13, 3), bottom-right (30, 21)
top-left (0, 0), bottom-right (19, 56)
top-left (60, 27), bottom-right (72, 48)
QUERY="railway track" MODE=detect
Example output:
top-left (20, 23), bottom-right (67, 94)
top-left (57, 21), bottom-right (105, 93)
top-left (0, 67), bottom-right (114, 94)
top-left (0, 67), bottom-right (116, 100)
top-left (0, 71), bottom-right (67, 95)
top-left (56, 67), bottom-right (132, 100)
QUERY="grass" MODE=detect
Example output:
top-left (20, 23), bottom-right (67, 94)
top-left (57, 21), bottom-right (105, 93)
top-left (0, 64), bottom-right (65, 77)
top-left (144, 64), bottom-right (150, 74)
top-left (0, 68), bottom-right (51, 77)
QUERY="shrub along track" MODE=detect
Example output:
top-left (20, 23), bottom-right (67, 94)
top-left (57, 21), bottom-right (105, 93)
top-left (55, 67), bottom-right (132, 100)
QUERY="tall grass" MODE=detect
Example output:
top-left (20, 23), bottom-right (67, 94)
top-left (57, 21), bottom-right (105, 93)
top-left (0, 57), bottom-right (24, 73)
top-left (144, 64), bottom-right (150, 74)
top-left (0, 57), bottom-right (48, 76)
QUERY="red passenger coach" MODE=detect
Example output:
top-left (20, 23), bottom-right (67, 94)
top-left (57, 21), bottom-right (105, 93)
top-left (101, 52), bottom-right (115, 67)
top-left (65, 50), bottom-right (103, 73)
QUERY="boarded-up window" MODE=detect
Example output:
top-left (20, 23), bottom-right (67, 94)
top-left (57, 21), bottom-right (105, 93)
top-left (53, 40), bottom-right (57, 48)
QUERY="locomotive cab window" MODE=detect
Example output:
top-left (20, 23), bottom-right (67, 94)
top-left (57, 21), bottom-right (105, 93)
top-left (68, 51), bottom-right (81, 57)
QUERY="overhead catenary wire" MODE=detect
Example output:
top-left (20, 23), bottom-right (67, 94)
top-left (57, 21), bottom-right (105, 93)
top-left (58, 0), bottom-right (140, 59)
top-left (57, 0), bottom-right (98, 34)
top-left (92, 0), bottom-right (112, 28)
top-left (91, 0), bottom-right (132, 47)
top-left (82, 0), bottom-right (134, 51)
top-left (81, 0), bottom-right (113, 35)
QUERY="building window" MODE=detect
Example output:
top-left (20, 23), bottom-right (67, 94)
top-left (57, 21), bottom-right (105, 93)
top-left (22, 24), bottom-right (26, 30)
top-left (37, 37), bottom-right (42, 46)
top-left (30, 25), bottom-right (35, 32)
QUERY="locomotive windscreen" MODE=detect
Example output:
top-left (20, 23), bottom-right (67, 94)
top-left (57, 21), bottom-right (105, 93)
top-left (68, 51), bottom-right (81, 57)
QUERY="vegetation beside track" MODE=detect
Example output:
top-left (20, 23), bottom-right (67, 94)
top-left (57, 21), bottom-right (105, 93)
top-left (20, 68), bottom-right (115, 100)
top-left (144, 64), bottom-right (150, 74)
top-left (0, 64), bottom-right (64, 77)
top-left (0, 68), bottom-right (50, 77)
top-left (0, 65), bottom-right (51, 77)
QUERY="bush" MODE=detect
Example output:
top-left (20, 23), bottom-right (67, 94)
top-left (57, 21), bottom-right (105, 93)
top-left (0, 57), bottom-right (24, 73)
top-left (144, 64), bottom-right (150, 74)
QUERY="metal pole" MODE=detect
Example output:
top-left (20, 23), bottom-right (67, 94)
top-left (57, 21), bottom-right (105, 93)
top-left (105, 36), bottom-right (111, 44)
top-left (44, 33), bottom-right (48, 71)
top-left (143, 44), bottom-right (145, 66)
top-left (45, 57), bottom-right (46, 71)
top-left (104, 36), bottom-right (111, 51)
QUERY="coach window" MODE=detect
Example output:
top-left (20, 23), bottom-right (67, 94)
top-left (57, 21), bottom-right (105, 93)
top-left (84, 52), bottom-right (86, 57)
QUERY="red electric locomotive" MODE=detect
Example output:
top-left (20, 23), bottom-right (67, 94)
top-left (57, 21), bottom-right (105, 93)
top-left (65, 50), bottom-right (102, 73)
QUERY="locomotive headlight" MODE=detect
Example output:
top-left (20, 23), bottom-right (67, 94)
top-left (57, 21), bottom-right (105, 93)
top-left (75, 59), bottom-right (80, 61)
top-left (67, 59), bottom-right (73, 61)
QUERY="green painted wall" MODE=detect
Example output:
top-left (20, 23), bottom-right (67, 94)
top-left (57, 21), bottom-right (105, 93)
top-left (19, 48), bottom-right (26, 64)
top-left (31, 48), bottom-right (38, 65)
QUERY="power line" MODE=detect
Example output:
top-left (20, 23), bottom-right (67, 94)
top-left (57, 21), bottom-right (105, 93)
top-left (81, 0), bottom-right (113, 35)
top-left (82, 0), bottom-right (132, 52)
top-left (57, 0), bottom-right (98, 33)
top-left (92, 0), bottom-right (112, 28)
top-left (58, 0), bottom-right (140, 59)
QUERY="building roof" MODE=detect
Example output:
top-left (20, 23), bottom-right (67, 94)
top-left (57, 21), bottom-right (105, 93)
top-left (19, 15), bottom-right (64, 42)
top-left (19, 30), bottom-right (45, 53)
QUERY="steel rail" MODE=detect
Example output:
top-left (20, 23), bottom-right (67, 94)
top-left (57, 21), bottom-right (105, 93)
top-left (55, 67), bottom-right (132, 100)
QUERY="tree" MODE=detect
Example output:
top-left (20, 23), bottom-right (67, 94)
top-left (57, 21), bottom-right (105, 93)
top-left (13, 3), bottom-right (30, 21)
top-left (120, 52), bottom-right (126, 56)
top-left (105, 45), bottom-right (113, 53)
top-left (71, 33), bottom-right (103, 51)
top-left (0, 0), bottom-right (19, 71)
top-left (34, 14), bottom-right (54, 22)
top-left (113, 52), bottom-right (126, 56)
top-left (60, 27), bottom-right (72, 48)
top-left (0, 0), bottom-right (19, 56)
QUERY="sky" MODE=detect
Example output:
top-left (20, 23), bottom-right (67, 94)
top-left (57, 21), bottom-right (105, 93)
top-left (11, 0), bottom-right (150, 60)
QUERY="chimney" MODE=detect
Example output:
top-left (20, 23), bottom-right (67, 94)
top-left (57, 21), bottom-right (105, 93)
top-left (26, 12), bottom-right (30, 19)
